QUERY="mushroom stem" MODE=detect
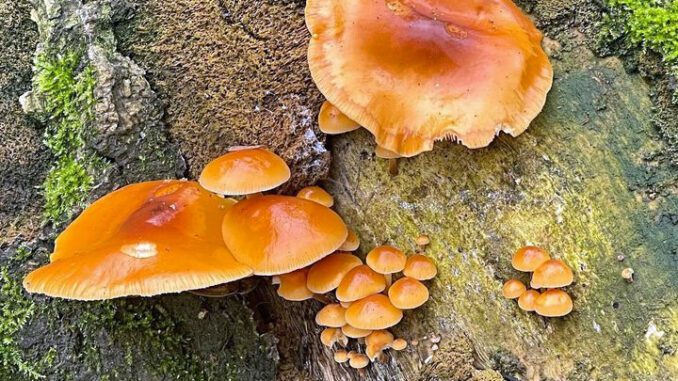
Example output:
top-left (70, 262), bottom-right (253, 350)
top-left (313, 293), bottom-right (332, 305)
top-left (388, 158), bottom-right (399, 175)
top-left (384, 273), bottom-right (393, 288)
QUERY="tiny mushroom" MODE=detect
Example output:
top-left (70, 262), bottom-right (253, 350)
top-left (334, 350), bottom-right (349, 363)
top-left (321, 327), bottom-right (347, 347)
top-left (338, 229), bottom-right (360, 251)
top-left (222, 195), bottom-right (348, 275)
top-left (316, 303), bottom-right (347, 327)
top-left (297, 186), bottom-right (334, 207)
top-left (531, 259), bottom-right (574, 289)
top-left (277, 268), bottom-right (314, 301)
top-left (23, 181), bottom-right (253, 300)
top-left (365, 330), bottom-right (394, 360)
top-left (318, 100), bottom-right (361, 135)
top-left (391, 338), bottom-right (408, 351)
top-left (512, 246), bottom-right (551, 272)
top-left (534, 289), bottom-right (574, 317)
top-left (366, 245), bottom-right (407, 285)
top-left (349, 353), bottom-right (370, 369)
top-left (199, 146), bottom-right (290, 196)
top-left (403, 254), bottom-right (437, 280)
top-left (341, 324), bottom-right (372, 339)
top-left (388, 276), bottom-right (430, 309)
top-left (307, 252), bottom-right (362, 294)
top-left (336, 265), bottom-right (387, 302)
top-left (502, 279), bottom-right (527, 299)
top-left (518, 289), bottom-right (541, 312)
top-left (345, 294), bottom-right (403, 330)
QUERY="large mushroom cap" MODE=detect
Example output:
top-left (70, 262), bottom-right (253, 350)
top-left (24, 180), bottom-right (253, 300)
top-left (306, 0), bottom-right (553, 156)
top-left (199, 146), bottom-right (290, 195)
top-left (222, 195), bottom-right (348, 275)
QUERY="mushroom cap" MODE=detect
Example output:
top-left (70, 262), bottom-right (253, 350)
top-left (345, 294), bottom-right (403, 330)
top-left (334, 350), bottom-right (349, 363)
top-left (365, 330), bottom-right (394, 360)
top-left (403, 254), bottom-right (437, 280)
top-left (320, 327), bottom-right (341, 347)
top-left (307, 252), bottom-right (362, 294)
top-left (306, 0), bottom-right (553, 156)
top-left (512, 246), bottom-right (551, 272)
top-left (388, 276), bottom-right (430, 309)
top-left (349, 354), bottom-right (370, 369)
top-left (531, 259), bottom-right (574, 288)
top-left (518, 289), bottom-right (540, 312)
top-left (199, 147), bottom-right (290, 195)
top-left (366, 245), bottom-right (407, 274)
top-left (316, 303), bottom-right (347, 327)
top-left (391, 338), bottom-right (408, 351)
top-left (502, 279), bottom-right (527, 299)
top-left (335, 265), bottom-right (387, 302)
top-left (318, 100), bottom-right (361, 135)
top-left (338, 229), bottom-right (360, 251)
top-left (341, 324), bottom-right (372, 339)
top-left (277, 268), bottom-right (314, 301)
top-left (296, 185), bottom-right (334, 207)
top-left (23, 181), bottom-right (253, 300)
top-left (534, 289), bottom-right (573, 317)
top-left (222, 195), bottom-right (348, 275)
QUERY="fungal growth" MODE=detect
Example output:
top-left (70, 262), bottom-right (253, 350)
top-left (306, 0), bottom-right (553, 157)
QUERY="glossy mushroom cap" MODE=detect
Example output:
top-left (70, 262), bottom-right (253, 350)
top-left (349, 354), bottom-right (370, 369)
top-left (512, 246), bottom-right (551, 272)
top-left (277, 268), bottom-right (314, 301)
top-left (534, 289), bottom-right (573, 317)
top-left (518, 289), bottom-right (540, 312)
top-left (391, 338), bottom-right (407, 351)
top-left (335, 265), bottom-right (386, 302)
top-left (365, 330), bottom-right (394, 360)
top-left (222, 195), bottom-right (348, 275)
top-left (338, 229), bottom-right (360, 251)
top-left (531, 259), bottom-right (574, 288)
top-left (345, 294), bottom-right (403, 330)
top-left (334, 350), bottom-right (349, 363)
top-left (341, 324), bottom-right (372, 339)
top-left (307, 252), bottom-right (362, 294)
top-left (316, 303), bottom-right (347, 327)
top-left (306, 0), bottom-right (553, 156)
top-left (199, 147), bottom-right (290, 195)
top-left (403, 254), bottom-right (437, 280)
top-left (23, 181), bottom-right (253, 300)
top-left (366, 245), bottom-right (407, 274)
top-left (388, 277), bottom-right (429, 309)
top-left (502, 279), bottom-right (527, 299)
top-left (296, 186), bottom-right (334, 207)
top-left (318, 100), bottom-right (361, 135)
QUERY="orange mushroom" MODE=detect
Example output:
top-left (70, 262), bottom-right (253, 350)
top-left (531, 259), bottom-right (574, 288)
top-left (296, 186), bottom-right (334, 207)
top-left (365, 330), bottom-right (394, 360)
top-left (307, 252), bottom-right (362, 294)
top-left (334, 350), bottom-right (349, 363)
top-left (199, 146), bottom-right (290, 195)
top-left (23, 181), bottom-right (253, 300)
top-left (335, 265), bottom-right (386, 302)
top-left (403, 254), bottom-right (437, 280)
top-left (341, 324), bottom-right (372, 339)
top-left (502, 279), bottom-right (527, 299)
top-left (391, 338), bottom-right (408, 351)
top-left (306, 0), bottom-right (553, 156)
top-left (318, 100), bottom-right (361, 135)
top-left (345, 294), bottom-right (403, 330)
top-left (512, 246), bottom-right (551, 272)
top-left (316, 303), bottom-right (347, 327)
top-left (518, 289), bottom-right (540, 312)
top-left (366, 245), bottom-right (407, 285)
top-left (534, 289), bottom-right (573, 317)
top-left (349, 353), bottom-right (370, 369)
top-left (338, 229), bottom-right (360, 251)
top-left (277, 268), bottom-right (314, 301)
top-left (388, 277), bottom-right (429, 309)
top-left (320, 327), bottom-right (348, 347)
top-left (222, 195), bottom-right (348, 275)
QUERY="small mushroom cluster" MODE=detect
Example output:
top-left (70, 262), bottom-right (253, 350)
top-left (274, 239), bottom-right (437, 369)
top-left (502, 246), bottom-right (574, 317)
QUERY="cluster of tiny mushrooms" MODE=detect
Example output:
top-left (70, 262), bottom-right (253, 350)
top-left (502, 246), bottom-right (575, 317)
top-left (23, 0), bottom-right (560, 372)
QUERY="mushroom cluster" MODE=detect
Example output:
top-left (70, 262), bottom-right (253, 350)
top-left (502, 246), bottom-right (574, 317)
top-left (306, 0), bottom-right (553, 158)
top-left (274, 237), bottom-right (437, 369)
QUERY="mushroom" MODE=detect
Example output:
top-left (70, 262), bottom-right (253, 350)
top-left (388, 276), bottom-right (430, 309)
top-left (349, 353), bottom-right (370, 369)
top-left (338, 229), bottom-right (360, 251)
top-left (341, 324), bottom-right (372, 339)
top-left (222, 195), bottom-right (348, 275)
top-left (534, 289), bottom-right (573, 317)
top-left (517, 289), bottom-right (540, 312)
top-left (335, 265), bottom-right (387, 302)
top-left (366, 245), bottom-right (407, 286)
top-left (306, 0), bottom-right (553, 157)
top-left (318, 100), bottom-right (361, 135)
top-left (365, 330), bottom-right (394, 360)
top-left (530, 259), bottom-right (574, 288)
top-left (345, 294), bottom-right (403, 330)
top-left (512, 246), bottom-right (551, 272)
top-left (403, 254), bottom-right (437, 280)
top-left (23, 181), bottom-right (253, 300)
top-left (502, 279), bottom-right (527, 299)
top-left (277, 268), bottom-right (314, 301)
top-left (307, 252), bottom-right (362, 294)
top-left (199, 146), bottom-right (290, 196)
top-left (316, 303), bottom-right (347, 327)
top-left (334, 350), bottom-right (350, 363)
top-left (415, 235), bottom-right (430, 247)
top-left (320, 327), bottom-right (348, 347)
top-left (296, 186), bottom-right (334, 207)
top-left (391, 338), bottom-right (408, 351)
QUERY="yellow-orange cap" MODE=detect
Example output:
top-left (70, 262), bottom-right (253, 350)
top-left (518, 289), bottom-right (540, 312)
top-left (318, 100), bottom-right (361, 135)
top-left (315, 303), bottom-right (347, 327)
top-left (338, 229), bottom-right (360, 251)
top-left (512, 246), bottom-right (550, 272)
top-left (277, 268), bottom-right (314, 301)
top-left (388, 277), bottom-right (429, 309)
top-left (365, 330), bottom-right (394, 360)
top-left (296, 186), bottom-right (334, 207)
top-left (335, 265), bottom-right (386, 302)
top-left (341, 324), bottom-right (372, 339)
top-left (366, 245), bottom-right (406, 274)
top-left (531, 259), bottom-right (574, 288)
top-left (348, 353), bottom-right (369, 369)
top-left (403, 254), bottom-right (437, 280)
top-left (345, 294), bottom-right (403, 330)
top-left (307, 252), bottom-right (362, 294)
top-left (502, 279), bottom-right (527, 299)
top-left (534, 289), bottom-right (573, 317)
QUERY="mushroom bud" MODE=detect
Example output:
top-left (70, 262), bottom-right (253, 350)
top-left (512, 246), bottom-right (550, 272)
top-left (388, 277), bottom-right (430, 309)
top-left (403, 254), bottom-right (437, 280)
top-left (502, 279), bottom-right (527, 299)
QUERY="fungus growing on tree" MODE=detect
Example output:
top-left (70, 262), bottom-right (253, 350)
top-left (23, 181), bottom-right (253, 300)
top-left (338, 229), bottom-right (360, 251)
top-left (320, 327), bottom-right (348, 347)
top-left (512, 246), bottom-right (551, 272)
top-left (534, 289), bottom-right (573, 317)
top-left (297, 185), bottom-right (334, 207)
top-left (366, 245), bottom-right (407, 285)
top-left (391, 338), bottom-right (408, 351)
top-left (306, 0), bottom-right (553, 156)
top-left (335, 265), bottom-right (387, 302)
top-left (345, 294), bottom-right (403, 330)
top-left (403, 254), bottom-right (437, 280)
top-left (318, 100), bottom-right (361, 135)
top-left (316, 303), bottom-right (347, 327)
top-left (341, 324), bottom-right (372, 339)
top-left (334, 350), bottom-right (349, 363)
top-left (365, 330), bottom-right (394, 360)
top-left (199, 146), bottom-right (290, 195)
top-left (222, 195), bottom-right (348, 275)
top-left (502, 279), bottom-right (527, 299)
top-left (349, 353), bottom-right (370, 369)
top-left (388, 276), bottom-right (430, 309)
top-left (277, 268), bottom-right (314, 301)
top-left (518, 289), bottom-right (540, 312)
top-left (531, 259), bottom-right (574, 288)
top-left (307, 252), bottom-right (362, 294)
